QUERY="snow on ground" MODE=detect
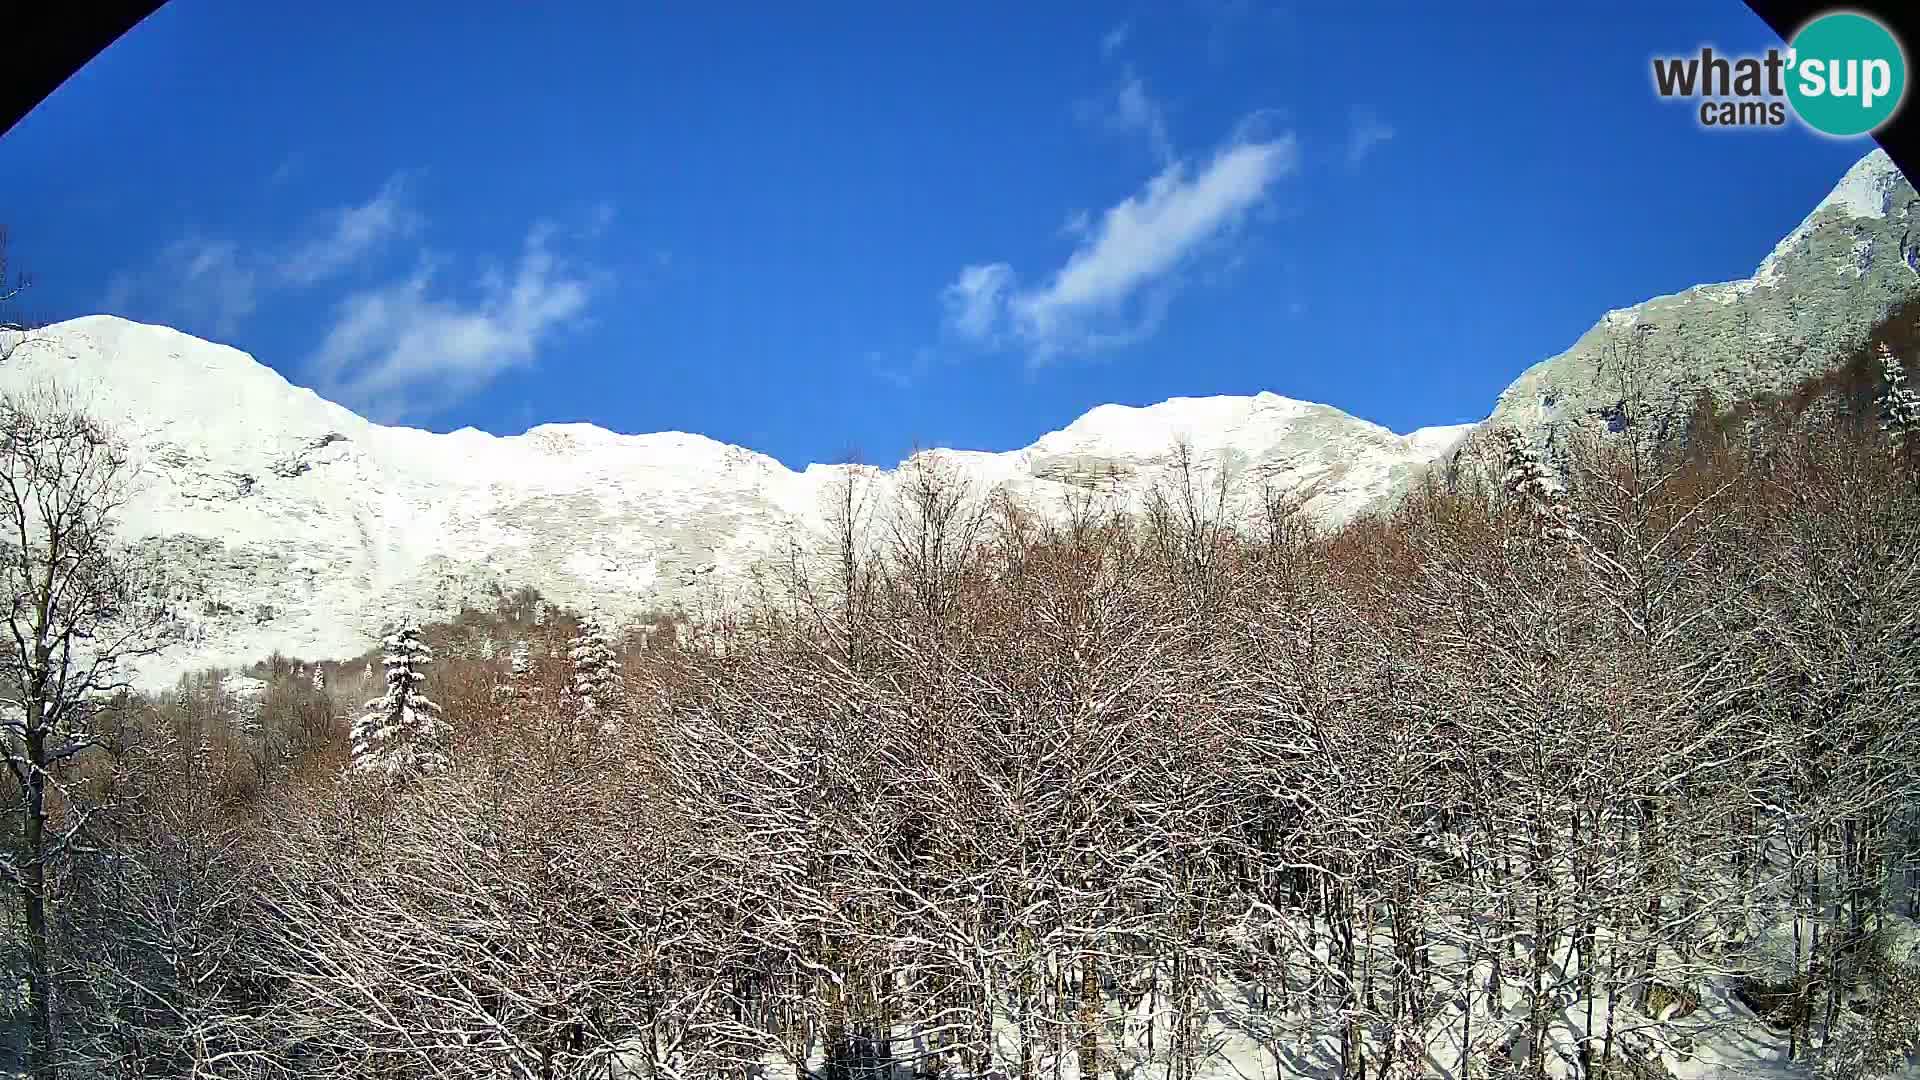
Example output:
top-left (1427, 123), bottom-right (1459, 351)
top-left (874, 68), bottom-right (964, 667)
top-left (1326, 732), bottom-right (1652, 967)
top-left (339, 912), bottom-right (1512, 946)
top-left (589, 903), bottom-right (1920, 1080)
top-left (219, 673), bottom-right (269, 701)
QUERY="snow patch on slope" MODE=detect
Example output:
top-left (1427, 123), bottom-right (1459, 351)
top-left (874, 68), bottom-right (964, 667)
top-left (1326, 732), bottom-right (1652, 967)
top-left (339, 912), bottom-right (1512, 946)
top-left (1403, 423), bottom-right (1476, 459)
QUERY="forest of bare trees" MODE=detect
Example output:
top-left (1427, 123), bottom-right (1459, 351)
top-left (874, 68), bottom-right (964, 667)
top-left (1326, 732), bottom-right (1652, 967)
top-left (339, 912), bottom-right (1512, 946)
top-left (3, 337), bottom-right (1920, 1080)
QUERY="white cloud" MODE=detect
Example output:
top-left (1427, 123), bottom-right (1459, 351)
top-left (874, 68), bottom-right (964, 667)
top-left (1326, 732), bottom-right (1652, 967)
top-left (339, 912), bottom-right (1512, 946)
top-left (306, 224), bottom-right (597, 421)
top-left (101, 180), bottom-right (612, 413)
top-left (942, 263), bottom-right (1016, 344)
top-left (103, 234), bottom-right (259, 338)
top-left (102, 175), bottom-right (422, 335)
top-left (279, 174), bottom-right (422, 284)
top-left (1345, 106), bottom-right (1395, 166)
top-left (1101, 21), bottom-right (1131, 56)
top-left (1079, 68), bottom-right (1176, 165)
top-left (945, 134), bottom-right (1297, 362)
top-left (1107, 73), bottom-right (1174, 164)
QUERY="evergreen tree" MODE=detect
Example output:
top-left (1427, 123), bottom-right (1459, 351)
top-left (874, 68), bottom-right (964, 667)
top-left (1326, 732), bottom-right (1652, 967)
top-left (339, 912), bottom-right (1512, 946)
top-left (1495, 426), bottom-right (1577, 543)
top-left (494, 639), bottom-right (532, 709)
top-left (1875, 343), bottom-right (1920, 462)
top-left (233, 687), bottom-right (262, 739)
top-left (568, 614), bottom-right (623, 732)
top-left (348, 620), bottom-right (449, 779)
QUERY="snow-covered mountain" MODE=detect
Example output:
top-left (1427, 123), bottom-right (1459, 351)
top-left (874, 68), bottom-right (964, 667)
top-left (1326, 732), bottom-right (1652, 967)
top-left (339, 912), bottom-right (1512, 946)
top-left (1, 149), bottom-right (1909, 689)
top-left (0, 315), bottom-right (1465, 687)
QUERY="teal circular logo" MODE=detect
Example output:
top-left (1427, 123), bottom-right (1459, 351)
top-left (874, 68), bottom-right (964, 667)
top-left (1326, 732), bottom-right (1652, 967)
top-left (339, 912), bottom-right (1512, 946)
top-left (1787, 12), bottom-right (1907, 136)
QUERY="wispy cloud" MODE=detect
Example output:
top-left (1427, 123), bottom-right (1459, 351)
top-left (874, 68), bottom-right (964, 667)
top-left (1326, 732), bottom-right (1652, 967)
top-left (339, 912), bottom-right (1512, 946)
top-left (943, 133), bottom-right (1297, 363)
top-left (102, 173), bottom-right (421, 333)
top-left (942, 265), bottom-right (1017, 343)
top-left (306, 224), bottom-right (599, 422)
top-left (279, 174), bottom-right (422, 285)
top-left (1345, 106), bottom-right (1395, 167)
top-left (1088, 24), bottom-right (1174, 166)
top-left (103, 234), bottom-right (259, 338)
top-left (1104, 72), bottom-right (1175, 164)
top-left (101, 179), bottom-right (611, 413)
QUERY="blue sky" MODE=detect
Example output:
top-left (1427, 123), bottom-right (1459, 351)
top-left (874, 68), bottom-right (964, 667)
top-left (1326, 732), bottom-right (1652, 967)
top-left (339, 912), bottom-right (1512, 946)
top-left (0, 1), bottom-right (1884, 468)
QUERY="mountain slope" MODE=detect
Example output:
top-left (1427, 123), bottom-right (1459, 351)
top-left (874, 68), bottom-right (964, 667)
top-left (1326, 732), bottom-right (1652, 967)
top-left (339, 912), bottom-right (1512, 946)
top-left (0, 318), bottom-right (1456, 687)
top-left (1460, 149), bottom-right (1919, 465)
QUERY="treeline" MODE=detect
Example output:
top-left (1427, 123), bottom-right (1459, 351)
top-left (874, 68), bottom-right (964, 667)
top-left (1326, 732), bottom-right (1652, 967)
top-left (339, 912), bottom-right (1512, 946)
top-left (7, 343), bottom-right (1920, 1080)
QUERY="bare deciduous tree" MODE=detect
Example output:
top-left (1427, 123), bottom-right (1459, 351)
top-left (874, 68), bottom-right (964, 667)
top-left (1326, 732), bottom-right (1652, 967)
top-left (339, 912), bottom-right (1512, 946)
top-left (0, 386), bottom-right (175, 1079)
top-left (0, 227), bottom-right (36, 365)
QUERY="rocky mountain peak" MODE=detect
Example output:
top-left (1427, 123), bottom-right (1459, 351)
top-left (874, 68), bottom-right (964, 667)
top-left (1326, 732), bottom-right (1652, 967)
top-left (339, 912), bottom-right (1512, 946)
top-left (1459, 148), bottom-right (1917, 472)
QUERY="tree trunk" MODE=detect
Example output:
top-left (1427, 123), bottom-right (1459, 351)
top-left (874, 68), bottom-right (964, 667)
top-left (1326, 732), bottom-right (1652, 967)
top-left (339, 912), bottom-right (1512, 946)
top-left (1530, 819), bottom-right (1551, 1080)
top-left (23, 699), bottom-right (54, 1080)
top-left (1639, 799), bottom-right (1662, 1011)
top-left (1576, 810), bottom-right (1596, 1079)
top-left (1077, 952), bottom-right (1099, 1080)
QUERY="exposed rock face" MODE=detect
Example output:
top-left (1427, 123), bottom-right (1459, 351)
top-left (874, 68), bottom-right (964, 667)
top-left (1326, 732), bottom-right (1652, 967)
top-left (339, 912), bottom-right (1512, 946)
top-left (1460, 149), bottom-right (1918, 467)
top-left (0, 319), bottom-right (1459, 688)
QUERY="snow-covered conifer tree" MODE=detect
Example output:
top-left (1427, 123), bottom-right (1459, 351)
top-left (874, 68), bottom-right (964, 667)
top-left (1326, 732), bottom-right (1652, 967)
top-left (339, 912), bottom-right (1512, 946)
top-left (1875, 343), bottom-right (1920, 461)
top-left (568, 614), bottom-right (622, 732)
top-left (1496, 426), bottom-right (1577, 542)
top-left (233, 688), bottom-right (262, 739)
top-left (348, 620), bottom-right (449, 779)
top-left (493, 639), bottom-right (532, 708)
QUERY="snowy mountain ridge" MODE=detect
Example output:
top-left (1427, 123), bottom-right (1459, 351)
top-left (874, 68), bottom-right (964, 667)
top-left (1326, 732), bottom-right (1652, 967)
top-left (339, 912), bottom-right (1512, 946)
top-left (3, 149), bottom-right (1913, 689)
top-left (0, 316), bottom-right (1464, 688)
